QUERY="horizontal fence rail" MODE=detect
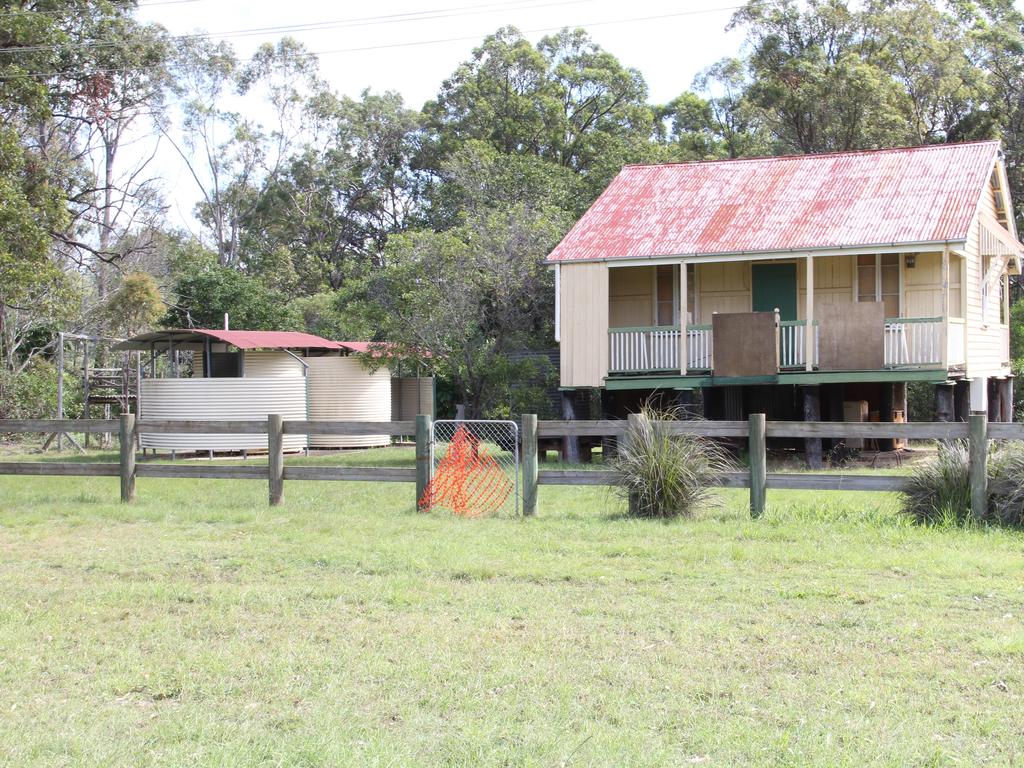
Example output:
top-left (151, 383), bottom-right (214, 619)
top-left (0, 419), bottom-right (120, 434)
top-left (0, 413), bottom-right (1006, 519)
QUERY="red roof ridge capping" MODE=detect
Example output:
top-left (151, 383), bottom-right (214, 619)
top-left (619, 139), bottom-right (1001, 169)
top-left (184, 329), bottom-right (345, 350)
top-left (548, 140), bottom-right (1002, 263)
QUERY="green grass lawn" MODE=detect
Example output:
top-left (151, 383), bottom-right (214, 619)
top-left (1, 446), bottom-right (1023, 766)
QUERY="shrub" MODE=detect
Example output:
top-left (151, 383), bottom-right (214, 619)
top-left (610, 405), bottom-right (734, 519)
top-left (901, 442), bottom-right (971, 526)
top-left (986, 443), bottom-right (1024, 527)
top-left (902, 441), bottom-right (1024, 528)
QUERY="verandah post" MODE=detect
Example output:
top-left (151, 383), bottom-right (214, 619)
top-left (268, 414), bottom-right (284, 506)
top-left (119, 412), bottom-right (136, 503)
top-left (748, 413), bottom-right (766, 518)
top-left (969, 412), bottom-right (988, 522)
top-left (522, 414), bottom-right (538, 517)
top-left (415, 414), bottom-right (432, 511)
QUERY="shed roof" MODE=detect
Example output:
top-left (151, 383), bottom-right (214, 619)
top-left (117, 329), bottom-right (346, 351)
top-left (547, 141), bottom-right (1003, 262)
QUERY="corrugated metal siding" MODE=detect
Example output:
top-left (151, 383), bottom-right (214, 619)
top-left (139, 378), bottom-right (308, 451)
top-left (306, 357), bottom-right (392, 448)
top-left (548, 142), bottom-right (1000, 262)
top-left (244, 351), bottom-right (305, 377)
top-left (391, 377), bottom-right (434, 422)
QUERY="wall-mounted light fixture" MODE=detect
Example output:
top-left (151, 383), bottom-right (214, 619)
top-left (905, 254), bottom-right (916, 269)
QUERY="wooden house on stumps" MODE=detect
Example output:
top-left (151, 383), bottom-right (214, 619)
top-left (548, 141), bottom-right (1023, 462)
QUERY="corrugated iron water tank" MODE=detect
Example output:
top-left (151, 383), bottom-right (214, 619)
top-left (138, 377), bottom-right (308, 452)
top-left (306, 356), bottom-right (392, 448)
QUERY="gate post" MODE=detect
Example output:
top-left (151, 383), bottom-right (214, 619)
top-left (522, 414), bottom-right (538, 516)
top-left (268, 414), bottom-right (284, 506)
top-left (969, 412), bottom-right (988, 522)
top-left (119, 413), bottom-right (136, 503)
top-left (748, 413), bottom-right (766, 518)
top-left (416, 414), bottom-right (432, 510)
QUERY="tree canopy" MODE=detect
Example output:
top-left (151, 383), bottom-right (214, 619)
top-left (5, 0), bottom-right (1024, 418)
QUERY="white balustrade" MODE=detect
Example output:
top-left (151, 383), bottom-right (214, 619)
top-left (884, 318), bottom-right (943, 367)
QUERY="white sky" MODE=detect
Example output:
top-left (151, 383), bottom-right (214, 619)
top-left (137, 0), bottom-right (745, 107)
top-left (132, 0), bottom-right (745, 231)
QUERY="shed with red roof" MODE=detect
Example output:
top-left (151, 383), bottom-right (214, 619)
top-left (117, 329), bottom-right (433, 453)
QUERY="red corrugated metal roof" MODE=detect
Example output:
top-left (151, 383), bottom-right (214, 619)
top-left (547, 141), bottom-right (1001, 262)
top-left (184, 329), bottom-right (345, 350)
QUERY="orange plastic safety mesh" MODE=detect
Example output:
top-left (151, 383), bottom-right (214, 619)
top-left (419, 425), bottom-right (513, 517)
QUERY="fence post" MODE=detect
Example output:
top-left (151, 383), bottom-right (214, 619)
top-left (119, 413), bottom-right (136, 503)
top-left (969, 412), bottom-right (988, 522)
top-left (416, 414), bottom-right (432, 511)
top-left (748, 413), bottom-right (766, 518)
top-left (268, 414), bottom-right (284, 506)
top-left (522, 414), bottom-right (538, 516)
top-left (626, 412), bottom-right (641, 516)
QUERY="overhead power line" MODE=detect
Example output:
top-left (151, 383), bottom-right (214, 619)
top-left (0, 0), bottom-right (581, 36)
top-left (0, 3), bottom-right (743, 80)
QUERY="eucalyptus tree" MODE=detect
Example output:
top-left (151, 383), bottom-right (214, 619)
top-left (242, 88), bottom-right (424, 292)
top-left (168, 36), bottom-right (324, 268)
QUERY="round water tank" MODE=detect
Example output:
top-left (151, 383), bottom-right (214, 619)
top-left (306, 356), bottom-right (391, 448)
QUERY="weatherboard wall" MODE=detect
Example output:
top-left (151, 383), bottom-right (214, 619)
top-left (560, 261), bottom-right (609, 388)
top-left (963, 175), bottom-right (1012, 378)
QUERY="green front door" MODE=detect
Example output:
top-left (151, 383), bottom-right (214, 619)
top-left (751, 263), bottom-right (797, 321)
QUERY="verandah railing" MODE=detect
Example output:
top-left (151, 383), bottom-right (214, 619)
top-left (609, 317), bottom-right (944, 375)
top-left (885, 316), bottom-right (943, 367)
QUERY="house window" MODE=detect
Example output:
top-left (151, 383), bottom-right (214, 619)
top-left (653, 264), bottom-right (696, 325)
top-left (687, 263), bottom-right (696, 324)
top-left (857, 254), bottom-right (900, 318)
top-left (656, 265), bottom-right (675, 325)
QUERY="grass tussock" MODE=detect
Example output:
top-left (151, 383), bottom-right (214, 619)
top-left (901, 442), bottom-right (972, 526)
top-left (902, 441), bottom-right (1024, 527)
top-left (610, 405), bottom-right (735, 519)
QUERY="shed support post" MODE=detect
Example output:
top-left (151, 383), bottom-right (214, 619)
top-left (561, 390), bottom-right (580, 463)
top-left (935, 383), bottom-right (955, 422)
top-left (56, 332), bottom-right (64, 451)
top-left (119, 413), bottom-right (136, 503)
top-left (969, 412), bottom-right (988, 523)
top-left (801, 385), bottom-right (822, 469)
top-left (415, 414), bottom-right (432, 511)
top-left (748, 413), bottom-right (766, 518)
top-left (83, 339), bottom-right (90, 449)
top-left (268, 414), bottom-right (284, 506)
top-left (522, 414), bottom-right (538, 517)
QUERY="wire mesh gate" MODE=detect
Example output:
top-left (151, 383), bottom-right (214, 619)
top-left (425, 419), bottom-right (520, 516)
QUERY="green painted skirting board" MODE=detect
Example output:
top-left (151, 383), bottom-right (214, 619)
top-left (604, 368), bottom-right (949, 391)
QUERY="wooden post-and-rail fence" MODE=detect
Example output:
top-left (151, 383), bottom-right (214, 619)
top-left (0, 414), bottom-right (1013, 519)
